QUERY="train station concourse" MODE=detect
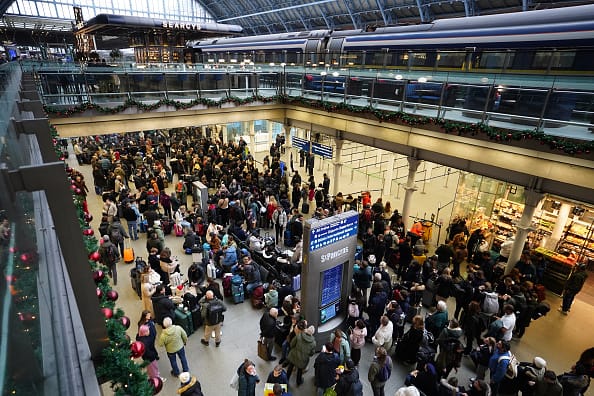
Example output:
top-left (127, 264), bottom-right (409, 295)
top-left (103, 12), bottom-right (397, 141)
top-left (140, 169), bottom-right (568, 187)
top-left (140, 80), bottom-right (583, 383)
top-left (1, 0), bottom-right (594, 395)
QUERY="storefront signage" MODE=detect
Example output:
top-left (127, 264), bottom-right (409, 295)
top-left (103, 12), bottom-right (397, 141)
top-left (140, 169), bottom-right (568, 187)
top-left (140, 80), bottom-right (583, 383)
top-left (162, 21), bottom-right (203, 31)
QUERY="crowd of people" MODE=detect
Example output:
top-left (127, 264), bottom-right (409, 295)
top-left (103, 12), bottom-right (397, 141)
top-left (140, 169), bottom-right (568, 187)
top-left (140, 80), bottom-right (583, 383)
top-left (68, 127), bottom-right (592, 396)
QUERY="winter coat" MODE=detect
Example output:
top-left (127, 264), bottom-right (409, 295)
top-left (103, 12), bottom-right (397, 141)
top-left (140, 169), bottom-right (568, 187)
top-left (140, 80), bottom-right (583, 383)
top-left (349, 327), bottom-right (367, 350)
top-left (288, 332), bottom-right (316, 369)
top-left (264, 289), bottom-right (279, 308)
top-left (368, 356), bottom-right (392, 388)
top-left (335, 369), bottom-right (363, 396)
top-left (372, 322), bottom-right (394, 351)
top-left (177, 376), bottom-right (204, 396)
top-left (158, 324), bottom-right (187, 354)
top-left (237, 363), bottom-right (260, 396)
top-left (330, 332), bottom-right (351, 364)
top-left (314, 351), bottom-right (341, 389)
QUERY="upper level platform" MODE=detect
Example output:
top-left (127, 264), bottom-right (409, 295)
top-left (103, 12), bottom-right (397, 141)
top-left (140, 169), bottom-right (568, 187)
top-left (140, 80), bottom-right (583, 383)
top-left (25, 61), bottom-right (594, 205)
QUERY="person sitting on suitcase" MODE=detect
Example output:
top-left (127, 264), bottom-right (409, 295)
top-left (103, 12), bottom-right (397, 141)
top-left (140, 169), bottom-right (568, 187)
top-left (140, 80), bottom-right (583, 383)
top-left (199, 290), bottom-right (227, 347)
top-left (249, 229), bottom-right (265, 253)
top-left (240, 256), bottom-right (262, 296)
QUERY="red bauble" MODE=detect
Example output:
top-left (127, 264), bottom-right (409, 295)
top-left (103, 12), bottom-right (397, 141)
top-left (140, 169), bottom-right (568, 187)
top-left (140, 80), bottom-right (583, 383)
top-left (93, 270), bottom-right (105, 283)
top-left (89, 251), bottom-right (101, 262)
top-left (96, 287), bottom-right (103, 299)
top-left (83, 228), bottom-right (94, 236)
top-left (130, 341), bottom-right (145, 358)
top-left (106, 290), bottom-right (119, 301)
top-left (66, 167), bottom-right (73, 173)
top-left (148, 376), bottom-right (163, 394)
top-left (85, 214), bottom-right (93, 223)
top-left (75, 188), bottom-right (82, 195)
top-left (101, 307), bottom-right (113, 319)
top-left (70, 184), bottom-right (76, 191)
top-left (18, 312), bottom-right (36, 323)
top-left (120, 315), bottom-right (131, 329)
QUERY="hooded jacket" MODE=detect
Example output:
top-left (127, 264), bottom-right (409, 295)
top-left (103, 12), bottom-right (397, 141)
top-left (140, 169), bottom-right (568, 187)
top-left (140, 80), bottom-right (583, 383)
top-left (158, 324), bottom-right (187, 354)
top-left (288, 332), bottom-right (316, 369)
top-left (177, 376), bottom-right (204, 396)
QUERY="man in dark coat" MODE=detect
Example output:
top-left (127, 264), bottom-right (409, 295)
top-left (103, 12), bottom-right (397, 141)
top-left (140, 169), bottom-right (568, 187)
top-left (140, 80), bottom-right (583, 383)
top-left (260, 308), bottom-right (279, 361)
top-left (559, 263), bottom-right (588, 314)
top-left (314, 342), bottom-right (341, 395)
top-left (151, 284), bottom-right (175, 326)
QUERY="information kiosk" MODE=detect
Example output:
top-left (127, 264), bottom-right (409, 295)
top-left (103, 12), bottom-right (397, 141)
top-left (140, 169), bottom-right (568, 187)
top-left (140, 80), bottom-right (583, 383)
top-left (301, 210), bottom-right (359, 344)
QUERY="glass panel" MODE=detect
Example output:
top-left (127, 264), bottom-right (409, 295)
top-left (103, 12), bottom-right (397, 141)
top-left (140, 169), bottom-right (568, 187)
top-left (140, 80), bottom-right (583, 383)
top-left (437, 51), bottom-right (465, 69)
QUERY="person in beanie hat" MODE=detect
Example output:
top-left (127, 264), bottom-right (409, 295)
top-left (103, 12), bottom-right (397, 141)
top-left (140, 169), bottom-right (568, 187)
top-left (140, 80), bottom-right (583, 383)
top-left (177, 372), bottom-right (204, 396)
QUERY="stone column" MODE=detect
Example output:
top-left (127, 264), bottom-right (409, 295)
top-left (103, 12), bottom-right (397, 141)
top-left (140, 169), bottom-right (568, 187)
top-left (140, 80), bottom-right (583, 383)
top-left (401, 157), bottom-right (421, 231)
top-left (221, 124), bottom-right (228, 145)
top-left (383, 154), bottom-right (396, 198)
top-left (546, 203), bottom-right (571, 250)
top-left (505, 188), bottom-right (545, 274)
top-left (333, 137), bottom-right (344, 196)
top-left (246, 121), bottom-right (256, 155)
top-left (284, 125), bottom-right (292, 149)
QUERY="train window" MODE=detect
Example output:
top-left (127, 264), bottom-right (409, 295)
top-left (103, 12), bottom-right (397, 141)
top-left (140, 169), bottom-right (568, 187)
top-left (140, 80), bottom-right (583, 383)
top-left (436, 52), bottom-right (465, 69)
top-left (477, 51), bottom-right (513, 71)
top-left (548, 51), bottom-right (577, 70)
top-left (410, 52), bottom-right (427, 66)
top-left (372, 52), bottom-right (385, 67)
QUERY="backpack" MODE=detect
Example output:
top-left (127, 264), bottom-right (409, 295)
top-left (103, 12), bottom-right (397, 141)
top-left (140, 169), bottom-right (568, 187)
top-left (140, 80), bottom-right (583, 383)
top-left (315, 189), bottom-right (324, 202)
top-left (375, 358), bottom-right (392, 382)
top-left (498, 354), bottom-right (520, 379)
top-left (105, 244), bottom-right (119, 265)
top-left (109, 226), bottom-right (123, 243)
top-left (207, 299), bottom-right (225, 325)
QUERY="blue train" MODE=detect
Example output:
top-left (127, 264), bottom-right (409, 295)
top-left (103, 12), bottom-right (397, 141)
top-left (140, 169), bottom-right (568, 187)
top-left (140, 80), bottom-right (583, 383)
top-left (191, 4), bottom-right (594, 75)
top-left (191, 5), bottom-right (594, 126)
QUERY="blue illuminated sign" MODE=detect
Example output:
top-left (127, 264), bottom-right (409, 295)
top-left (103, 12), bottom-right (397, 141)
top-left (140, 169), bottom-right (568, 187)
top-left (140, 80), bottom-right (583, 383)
top-left (309, 212), bottom-right (358, 252)
top-left (291, 137), bottom-right (333, 159)
top-left (320, 263), bottom-right (343, 307)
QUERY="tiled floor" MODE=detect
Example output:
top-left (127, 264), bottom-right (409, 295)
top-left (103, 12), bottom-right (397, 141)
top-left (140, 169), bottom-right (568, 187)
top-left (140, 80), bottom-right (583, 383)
top-left (67, 142), bottom-right (594, 396)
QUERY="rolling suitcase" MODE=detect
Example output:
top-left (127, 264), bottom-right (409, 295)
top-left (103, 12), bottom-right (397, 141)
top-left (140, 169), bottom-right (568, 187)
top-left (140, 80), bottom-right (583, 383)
top-left (130, 267), bottom-right (142, 299)
top-left (231, 275), bottom-right (245, 303)
top-left (174, 308), bottom-right (194, 336)
top-left (190, 306), bottom-right (203, 330)
top-left (123, 241), bottom-right (135, 264)
top-left (251, 285), bottom-right (264, 309)
top-left (284, 229), bottom-right (295, 248)
top-left (223, 275), bottom-right (233, 297)
top-left (301, 202), bottom-right (309, 214)
top-left (292, 274), bottom-right (301, 291)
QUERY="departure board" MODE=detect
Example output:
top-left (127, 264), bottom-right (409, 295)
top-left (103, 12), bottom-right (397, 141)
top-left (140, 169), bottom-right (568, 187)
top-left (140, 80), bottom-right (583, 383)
top-left (320, 263), bottom-right (343, 307)
top-left (309, 211), bottom-right (358, 252)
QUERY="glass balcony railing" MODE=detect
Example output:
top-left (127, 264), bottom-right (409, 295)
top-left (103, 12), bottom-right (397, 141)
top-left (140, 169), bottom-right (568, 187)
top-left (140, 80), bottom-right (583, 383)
top-left (30, 62), bottom-right (594, 142)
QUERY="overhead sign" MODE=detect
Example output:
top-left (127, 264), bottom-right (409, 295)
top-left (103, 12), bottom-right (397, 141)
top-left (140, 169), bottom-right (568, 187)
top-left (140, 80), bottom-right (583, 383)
top-left (292, 136), bottom-right (333, 159)
top-left (308, 210), bottom-right (358, 252)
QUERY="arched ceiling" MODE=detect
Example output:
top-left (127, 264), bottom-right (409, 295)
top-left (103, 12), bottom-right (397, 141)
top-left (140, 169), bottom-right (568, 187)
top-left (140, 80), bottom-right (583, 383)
top-left (194, 0), bottom-right (594, 35)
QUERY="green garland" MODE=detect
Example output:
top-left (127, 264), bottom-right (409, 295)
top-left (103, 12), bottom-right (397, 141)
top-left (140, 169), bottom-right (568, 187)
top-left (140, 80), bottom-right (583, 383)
top-left (44, 95), bottom-right (280, 117)
top-left (50, 132), bottom-right (154, 394)
top-left (281, 96), bottom-right (594, 156)
top-left (45, 94), bottom-right (594, 155)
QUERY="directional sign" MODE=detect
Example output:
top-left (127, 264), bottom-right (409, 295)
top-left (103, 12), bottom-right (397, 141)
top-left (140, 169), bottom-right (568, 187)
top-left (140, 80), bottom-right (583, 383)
top-left (292, 136), bottom-right (333, 159)
top-left (309, 211), bottom-right (359, 252)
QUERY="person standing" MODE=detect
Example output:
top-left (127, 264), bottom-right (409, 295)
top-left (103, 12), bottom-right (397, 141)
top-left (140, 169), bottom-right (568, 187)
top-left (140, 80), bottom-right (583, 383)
top-left (99, 235), bottom-right (120, 285)
top-left (349, 319), bottom-right (367, 367)
top-left (122, 202), bottom-right (139, 240)
top-left (314, 342), bottom-right (341, 395)
top-left (559, 263), bottom-right (588, 315)
top-left (266, 364), bottom-right (289, 387)
top-left (237, 359), bottom-right (260, 396)
top-left (286, 324), bottom-right (317, 387)
top-left (199, 290), bottom-right (226, 347)
top-left (273, 206), bottom-right (288, 245)
top-left (368, 346), bottom-right (392, 396)
top-left (335, 359), bottom-right (363, 396)
top-left (260, 308), bottom-right (279, 361)
top-left (322, 173), bottom-right (331, 197)
top-left (488, 340), bottom-right (512, 396)
top-left (136, 324), bottom-right (163, 383)
top-left (140, 272), bottom-right (156, 315)
top-left (158, 317), bottom-right (189, 377)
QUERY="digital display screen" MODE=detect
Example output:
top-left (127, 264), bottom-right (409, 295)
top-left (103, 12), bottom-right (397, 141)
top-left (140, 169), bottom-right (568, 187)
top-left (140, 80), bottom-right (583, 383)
top-left (320, 262), bottom-right (343, 307)
top-left (309, 212), bottom-right (358, 252)
top-left (320, 301), bottom-right (340, 324)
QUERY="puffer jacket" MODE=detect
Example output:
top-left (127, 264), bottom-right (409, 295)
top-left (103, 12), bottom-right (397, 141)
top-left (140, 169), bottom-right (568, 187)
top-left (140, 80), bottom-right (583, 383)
top-left (158, 324), bottom-right (187, 353)
top-left (288, 332), bottom-right (316, 369)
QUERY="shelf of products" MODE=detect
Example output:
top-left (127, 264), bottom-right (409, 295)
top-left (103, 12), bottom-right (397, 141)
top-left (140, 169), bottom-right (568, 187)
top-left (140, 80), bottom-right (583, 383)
top-left (557, 219), bottom-right (594, 262)
top-left (490, 198), bottom-right (525, 247)
top-left (535, 246), bottom-right (576, 295)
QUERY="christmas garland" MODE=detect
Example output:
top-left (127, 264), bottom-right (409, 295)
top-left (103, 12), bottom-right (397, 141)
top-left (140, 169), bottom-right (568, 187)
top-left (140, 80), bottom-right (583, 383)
top-left (48, 126), bottom-right (158, 395)
top-left (45, 94), bottom-right (594, 155)
top-left (281, 96), bottom-right (594, 156)
top-left (43, 95), bottom-right (280, 117)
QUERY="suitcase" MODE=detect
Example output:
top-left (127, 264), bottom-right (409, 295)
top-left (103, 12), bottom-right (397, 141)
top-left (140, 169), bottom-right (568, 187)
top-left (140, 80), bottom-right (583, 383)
top-left (284, 229), bottom-right (295, 248)
top-left (130, 267), bottom-right (142, 299)
top-left (139, 218), bottom-right (148, 233)
top-left (251, 286), bottom-right (264, 309)
top-left (223, 275), bottom-right (233, 297)
top-left (292, 274), bottom-right (301, 291)
top-left (123, 245), bottom-right (135, 264)
top-left (190, 306), bottom-right (203, 330)
top-left (174, 223), bottom-right (184, 237)
top-left (301, 202), bottom-right (309, 214)
top-left (421, 289), bottom-right (435, 308)
top-left (232, 283), bottom-right (245, 304)
top-left (174, 308), bottom-right (194, 336)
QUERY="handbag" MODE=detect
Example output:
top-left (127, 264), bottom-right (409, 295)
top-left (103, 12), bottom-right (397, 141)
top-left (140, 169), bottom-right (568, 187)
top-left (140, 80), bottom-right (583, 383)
top-left (229, 372), bottom-right (239, 390)
top-left (323, 385), bottom-right (337, 396)
top-left (258, 337), bottom-right (269, 361)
